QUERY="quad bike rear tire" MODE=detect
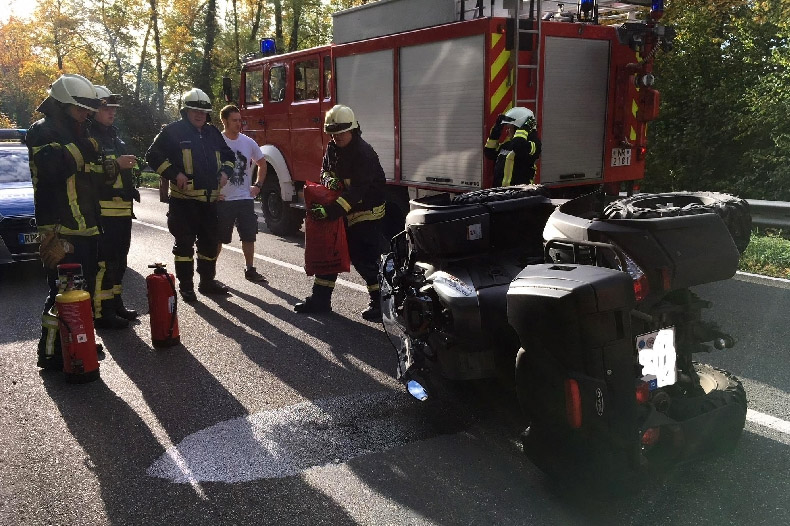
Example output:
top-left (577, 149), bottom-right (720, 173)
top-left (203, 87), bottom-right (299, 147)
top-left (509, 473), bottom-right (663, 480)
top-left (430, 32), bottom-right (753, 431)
top-left (603, 192), bottom-right (752, 253)
top-left (667, 363), bottom-right (747, 454)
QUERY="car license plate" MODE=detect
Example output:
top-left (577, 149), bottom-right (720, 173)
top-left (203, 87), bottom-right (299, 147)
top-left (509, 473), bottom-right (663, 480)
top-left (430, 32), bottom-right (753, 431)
top-left (636, 327), bottom-right (676, 387)
top-left (611, 147), bottom-right (632, 167)
top-left (18, 232), bottom-right (40, 245)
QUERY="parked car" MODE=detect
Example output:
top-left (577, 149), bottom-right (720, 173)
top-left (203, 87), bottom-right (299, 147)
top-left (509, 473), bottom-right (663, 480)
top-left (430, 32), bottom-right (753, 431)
top-left (0, 129), bottom-right (39, 264)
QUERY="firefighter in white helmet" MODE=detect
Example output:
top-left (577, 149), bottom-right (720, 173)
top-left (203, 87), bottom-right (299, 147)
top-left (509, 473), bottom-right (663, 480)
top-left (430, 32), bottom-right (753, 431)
top-left (88, 86), bottom-right (141, 328)
top-left (27, 73), bottom-right (104, 369)
top-left (484, 106), bottom-right (542, 187)
top-left (294, 104), bottom-right (387, 320)
top-left (145, 87), bottom-right (236, 302)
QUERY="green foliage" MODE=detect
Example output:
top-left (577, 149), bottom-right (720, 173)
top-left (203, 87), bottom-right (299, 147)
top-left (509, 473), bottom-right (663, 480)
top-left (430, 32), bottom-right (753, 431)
top-left (645, 0), bottom-right (790, 200)
top-left (739, 230), bottom-right (790, 278)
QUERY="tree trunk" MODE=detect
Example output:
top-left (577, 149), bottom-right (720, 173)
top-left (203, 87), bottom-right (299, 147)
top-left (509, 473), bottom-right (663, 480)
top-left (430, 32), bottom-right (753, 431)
top-left (249, 0), bottom-right (264, 45)
top-left (233, 0), bottom-right (240, 68)
top-left (135, 19), bottom-right (152, 100)
top-left (150, 0), bottom-right (164, 113)
top-left (272, 0), bottom-right (284, 55)
top-left (289, 0), bottom-right (302, 52)
top-left (199, 0), bottom-right (218, 99)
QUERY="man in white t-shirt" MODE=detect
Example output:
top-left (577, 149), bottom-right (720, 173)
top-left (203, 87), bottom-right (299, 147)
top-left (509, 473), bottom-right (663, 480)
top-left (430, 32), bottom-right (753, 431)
top-left (217, 104), bottom-right (269, 282)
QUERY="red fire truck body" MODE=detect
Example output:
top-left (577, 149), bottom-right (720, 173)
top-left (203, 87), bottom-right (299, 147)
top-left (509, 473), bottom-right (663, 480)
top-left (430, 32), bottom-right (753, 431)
top-left (237, 0), bottom-right (670, 235)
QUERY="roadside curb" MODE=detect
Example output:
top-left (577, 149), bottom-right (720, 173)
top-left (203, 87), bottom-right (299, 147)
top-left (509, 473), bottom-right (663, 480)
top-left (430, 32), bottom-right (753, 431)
top-left (734, 270), bottom-right (790, 289)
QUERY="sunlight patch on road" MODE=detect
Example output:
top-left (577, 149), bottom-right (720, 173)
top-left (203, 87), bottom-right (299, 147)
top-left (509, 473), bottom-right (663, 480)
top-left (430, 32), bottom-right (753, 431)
top-left (132, 219), bottom-right (367, 292)
top-left (147, 390), bottom-right (419, 483)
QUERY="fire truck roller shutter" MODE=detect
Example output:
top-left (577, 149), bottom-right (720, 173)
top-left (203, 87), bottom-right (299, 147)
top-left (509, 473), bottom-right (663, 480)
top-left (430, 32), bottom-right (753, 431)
top-left (335, 50), bottom-right (395, 182)
top-left (399, 34), bottom-right (485, 189)
top-left (540, 37), bottom-right (610, 186)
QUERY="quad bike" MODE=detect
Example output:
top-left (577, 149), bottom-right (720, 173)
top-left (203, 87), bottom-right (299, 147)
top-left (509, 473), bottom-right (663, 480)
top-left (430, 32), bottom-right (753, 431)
top-left (379, 185), bottom-right (750, 485)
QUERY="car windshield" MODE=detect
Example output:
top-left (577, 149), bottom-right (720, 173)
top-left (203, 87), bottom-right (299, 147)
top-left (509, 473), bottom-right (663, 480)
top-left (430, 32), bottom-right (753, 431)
top-left (0, 148), bottom-right (31, 184)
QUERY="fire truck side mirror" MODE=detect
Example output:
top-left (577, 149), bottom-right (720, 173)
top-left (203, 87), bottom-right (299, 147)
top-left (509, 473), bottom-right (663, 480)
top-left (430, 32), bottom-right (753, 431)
top-left (222, 77), bottom-right (234, 103)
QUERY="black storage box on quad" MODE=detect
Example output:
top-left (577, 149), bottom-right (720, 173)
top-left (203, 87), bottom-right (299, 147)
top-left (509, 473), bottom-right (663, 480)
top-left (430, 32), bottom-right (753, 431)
top-left (507, 263), bottom-right (641, 481)
top-left (406, 192), bottom-right (554, 261)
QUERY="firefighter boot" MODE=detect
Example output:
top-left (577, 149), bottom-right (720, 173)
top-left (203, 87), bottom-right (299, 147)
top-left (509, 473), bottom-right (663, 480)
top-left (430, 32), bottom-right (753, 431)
top-left (175, 258), bottom-right (197, 302)
top-left (294, 283), bottom-right (333, 314)
top-left (94, 314), bottom-right (129, 329)
top-left (116, 289), bottom-right (138, 320)
top-left (361, 290), bottom-right (382, 321)
top-left (197, 257), bottom-right (229, 295)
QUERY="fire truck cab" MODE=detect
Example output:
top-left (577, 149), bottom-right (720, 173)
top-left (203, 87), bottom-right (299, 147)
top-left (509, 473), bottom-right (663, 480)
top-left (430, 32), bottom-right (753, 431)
top-left (233, 0), bottom-right (674, 236)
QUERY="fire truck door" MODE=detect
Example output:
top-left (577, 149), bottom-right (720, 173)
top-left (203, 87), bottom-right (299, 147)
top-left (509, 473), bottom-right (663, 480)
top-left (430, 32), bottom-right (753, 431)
top-left (290, 56), bottom-right (324, 184)
top-left (263, 63), bottom-right (291, 168)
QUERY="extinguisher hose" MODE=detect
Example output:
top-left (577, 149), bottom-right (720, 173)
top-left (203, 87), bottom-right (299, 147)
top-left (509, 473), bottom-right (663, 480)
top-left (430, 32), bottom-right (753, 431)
top-left (166, 273), bottom-right (178, 339)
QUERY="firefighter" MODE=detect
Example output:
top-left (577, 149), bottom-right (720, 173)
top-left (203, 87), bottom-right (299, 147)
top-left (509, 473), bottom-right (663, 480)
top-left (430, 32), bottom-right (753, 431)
top-left (145, 88), bottom-right (235, 302)
top-left (89, 85), bottom-right (140, 328)
top-left (27, 73), bottom-right (103, 369)
top-left (294, 104), bottom-right (386, 320)
top-left (484, 106), bottom-right (542, 187)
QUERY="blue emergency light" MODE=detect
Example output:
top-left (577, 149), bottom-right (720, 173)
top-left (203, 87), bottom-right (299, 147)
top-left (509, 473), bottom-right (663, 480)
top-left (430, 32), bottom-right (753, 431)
top-left (260, 38), bottom-right (277, 56)
top-left (652, 0), bottom-right (664, 11)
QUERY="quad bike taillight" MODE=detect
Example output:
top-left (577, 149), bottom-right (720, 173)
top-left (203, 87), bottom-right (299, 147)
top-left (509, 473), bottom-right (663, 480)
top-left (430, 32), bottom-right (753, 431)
top-left (565, 379), bottom-right (583, 429)
top-left (622, 251), bottom-right (650, 302)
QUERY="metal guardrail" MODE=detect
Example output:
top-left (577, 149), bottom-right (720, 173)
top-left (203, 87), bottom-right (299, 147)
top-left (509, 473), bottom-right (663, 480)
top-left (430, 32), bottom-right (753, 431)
top-left (747, 200), bottom-right (790, 232)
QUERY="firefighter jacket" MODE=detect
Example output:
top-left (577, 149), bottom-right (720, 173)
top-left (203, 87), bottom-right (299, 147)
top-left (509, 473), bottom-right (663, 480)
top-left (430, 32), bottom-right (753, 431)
top-left (146, 112), bottom-right (235, 202)
top-left (484, 127), bottom-right (542, 187)
top-left (88, 120), bottom-right (139, 218)
top-left (320, 133), bottom-right (386, 227)
top-left (27, 98), bottom-right (102, 236)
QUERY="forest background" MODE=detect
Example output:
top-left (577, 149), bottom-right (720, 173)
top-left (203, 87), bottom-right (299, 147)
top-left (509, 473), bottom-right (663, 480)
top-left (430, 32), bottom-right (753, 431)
top-left (0, 0), bottom-right (788, 200)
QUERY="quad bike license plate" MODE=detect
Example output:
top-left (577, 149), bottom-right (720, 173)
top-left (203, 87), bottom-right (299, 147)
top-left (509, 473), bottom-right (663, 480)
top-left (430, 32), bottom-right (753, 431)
top-left (636, 327), bottom-right (677, 388)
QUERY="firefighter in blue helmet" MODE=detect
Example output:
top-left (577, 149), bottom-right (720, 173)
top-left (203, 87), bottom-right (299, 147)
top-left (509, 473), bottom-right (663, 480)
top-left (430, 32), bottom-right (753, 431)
top-left (484, 106), bottom-right (542, 187)
top-left (89, 85), bottom-right (140, 328)
top-left (294, 104), bottom-right (387, 320)
top-left (27, 73), bottom-right (104, 370)
top-left (145, 88), bottom-right (235, 302)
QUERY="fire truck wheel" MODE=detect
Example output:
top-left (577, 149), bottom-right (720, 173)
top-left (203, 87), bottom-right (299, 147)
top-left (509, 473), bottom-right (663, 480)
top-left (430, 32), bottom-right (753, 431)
top-left (603, 192), bottom-right (752, 253)
top-left (666, 363), bottom-right (747, 454)
top-left (451, 184), bottom-right (549, 205)
top-left (259, 174), bottom-right (302, 236)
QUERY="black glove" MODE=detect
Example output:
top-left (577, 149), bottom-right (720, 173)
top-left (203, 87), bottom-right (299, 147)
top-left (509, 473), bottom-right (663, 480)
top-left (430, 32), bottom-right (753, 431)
top-left (132, 188), bottom-right (141, 203)
top-left (310, 201), bottom-right (344, 221)
top-left (102, 157), bottom-right (119, 183)
top-left (489, 114), bottom-right (508, 140)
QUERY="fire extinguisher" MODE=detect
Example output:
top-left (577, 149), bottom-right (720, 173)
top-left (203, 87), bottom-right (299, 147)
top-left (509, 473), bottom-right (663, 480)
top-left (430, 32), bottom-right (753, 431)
top-left (146, 263), bottom-right (180, 347)
top-left (55, 263), bottom-right (100, 383)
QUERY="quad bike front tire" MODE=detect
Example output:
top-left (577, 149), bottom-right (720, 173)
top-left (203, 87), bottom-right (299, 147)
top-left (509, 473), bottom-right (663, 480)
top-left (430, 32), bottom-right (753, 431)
top-left (451, 184), bottom-right (548, 205)
top-left (603, 191), bottom-right (752, 253)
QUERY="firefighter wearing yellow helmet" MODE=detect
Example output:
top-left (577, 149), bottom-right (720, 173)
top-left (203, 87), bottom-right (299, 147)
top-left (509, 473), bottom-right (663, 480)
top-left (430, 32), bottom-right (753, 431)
top-left (294, 104), bottom-right (387, 320)
top-left (27, 73), bottom-right (104, 369)
top-left (145, 87), bottom-right (236, 302)
top-left (485, 106), bottom-right (542, 187)
top-left (88, 85), bottom-right (141, 328)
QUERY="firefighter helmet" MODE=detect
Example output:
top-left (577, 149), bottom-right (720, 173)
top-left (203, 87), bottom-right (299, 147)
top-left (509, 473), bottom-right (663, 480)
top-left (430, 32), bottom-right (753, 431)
top-left (95, 85), bottom-right (121, 107)
top-left (502, 107), bottom-right (536, 131)
top-left (48, 74), bottom-right (101, 111)
top-left (324, 104), bottom-right (358, 134)
top-left (182, 88), bottom-right (213, 112)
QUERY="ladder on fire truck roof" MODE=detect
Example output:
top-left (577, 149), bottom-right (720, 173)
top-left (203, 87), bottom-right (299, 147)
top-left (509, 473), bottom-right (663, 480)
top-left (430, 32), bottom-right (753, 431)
top-left (503, 0), bottom-right (649, 112)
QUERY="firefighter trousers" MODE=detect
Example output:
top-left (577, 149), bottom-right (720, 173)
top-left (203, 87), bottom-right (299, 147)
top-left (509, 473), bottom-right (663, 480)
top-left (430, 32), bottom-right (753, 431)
top-left (38, 235), bottom-right (99, 364)
top-left (167, 198), bottom-right (219, 291)
top-left (311, 218), bottom-right (386, 301)
top-left (94, 216), bottom-right (132, 320)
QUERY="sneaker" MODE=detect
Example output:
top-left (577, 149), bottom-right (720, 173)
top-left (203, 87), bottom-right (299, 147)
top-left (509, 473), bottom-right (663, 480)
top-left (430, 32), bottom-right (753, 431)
top-left (360, 304), bottom-right (382, 321)
top-left (180, 289), bottom-right (198, 302)
top-left (96, 344), bottom-right (106, 361)
top-left (245, 267), bottom-right (268, 283)
top-left (293, 296), bottom-right (332, 314)
top-left (198, 280), bottom-right (230, 295)
top-left (94, 315), bottom-right (130, 330)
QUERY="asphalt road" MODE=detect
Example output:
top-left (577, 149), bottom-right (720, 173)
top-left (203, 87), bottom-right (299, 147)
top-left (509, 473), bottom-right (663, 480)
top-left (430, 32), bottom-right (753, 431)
top-left (0, 188), bottom-right (789, 526)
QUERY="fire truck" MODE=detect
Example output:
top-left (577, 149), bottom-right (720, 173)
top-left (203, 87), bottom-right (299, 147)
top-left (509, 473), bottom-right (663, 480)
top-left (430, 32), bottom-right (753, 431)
top-left (228, 0), bottom-right (675, 236)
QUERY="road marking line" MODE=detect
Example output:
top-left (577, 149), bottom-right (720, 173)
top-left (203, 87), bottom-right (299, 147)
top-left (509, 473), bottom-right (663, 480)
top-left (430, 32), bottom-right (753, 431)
top-left (132, 218), bottom-right (367, 292)
top-left (747, 409), bottom-right (790, 435)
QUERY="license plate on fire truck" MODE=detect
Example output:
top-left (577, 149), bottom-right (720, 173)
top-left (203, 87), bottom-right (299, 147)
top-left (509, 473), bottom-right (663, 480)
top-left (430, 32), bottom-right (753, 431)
top-left (611, 147), bottom-right (632, 167)
top-left (636, 327), bottom-right (677, 388)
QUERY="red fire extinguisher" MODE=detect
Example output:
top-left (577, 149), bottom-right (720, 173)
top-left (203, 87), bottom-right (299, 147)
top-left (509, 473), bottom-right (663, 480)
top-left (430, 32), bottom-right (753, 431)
top-left (55, 263), bottom-right (100, 383)
top-left (146, 263), bottom-right (180, 347)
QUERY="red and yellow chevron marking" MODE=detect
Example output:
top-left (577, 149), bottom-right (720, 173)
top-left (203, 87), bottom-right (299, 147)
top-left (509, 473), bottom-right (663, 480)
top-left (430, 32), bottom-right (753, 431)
top-left (489, 33), bottom-right (512, 117)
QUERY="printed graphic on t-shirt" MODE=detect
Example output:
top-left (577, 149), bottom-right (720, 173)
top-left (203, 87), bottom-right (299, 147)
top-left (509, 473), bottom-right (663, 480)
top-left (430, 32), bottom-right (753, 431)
top-left (229, 150), bottom-right (248, 186)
